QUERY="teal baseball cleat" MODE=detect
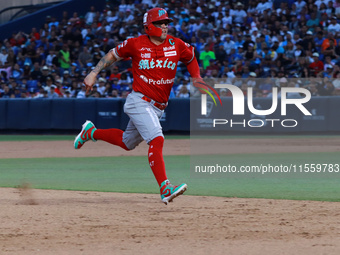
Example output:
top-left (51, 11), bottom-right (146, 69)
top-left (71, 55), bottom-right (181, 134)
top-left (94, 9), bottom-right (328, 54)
top-left (160, 180), bottom-right (187, 205)
top-left (74, 120), bottom-right (97, 149)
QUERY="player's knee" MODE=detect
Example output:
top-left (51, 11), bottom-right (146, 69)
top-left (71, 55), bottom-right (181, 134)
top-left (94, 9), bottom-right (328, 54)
top-left (123, 135), bottom-right (143, 150)
top-left (122, 142), bottom-right (131, 151)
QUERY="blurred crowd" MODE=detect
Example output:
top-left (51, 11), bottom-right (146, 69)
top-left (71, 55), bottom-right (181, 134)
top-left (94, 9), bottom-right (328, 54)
top-left (0, 0), bottom-right (340, 99)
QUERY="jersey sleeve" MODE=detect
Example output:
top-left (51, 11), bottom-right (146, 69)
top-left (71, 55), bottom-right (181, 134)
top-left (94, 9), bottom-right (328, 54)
top-left (112, 38), bottom-right (135, 60)
top-left (178, 38), bottom-right (196, 64)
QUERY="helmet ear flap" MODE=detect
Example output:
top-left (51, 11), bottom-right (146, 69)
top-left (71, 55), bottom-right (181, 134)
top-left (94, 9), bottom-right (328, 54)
top-left (144, 23), bottom-right (162, 37)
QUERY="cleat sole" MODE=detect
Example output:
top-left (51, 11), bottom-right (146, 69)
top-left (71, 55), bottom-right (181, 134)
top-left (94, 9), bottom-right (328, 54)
top-left (163, 185), bottom-right (187, 205)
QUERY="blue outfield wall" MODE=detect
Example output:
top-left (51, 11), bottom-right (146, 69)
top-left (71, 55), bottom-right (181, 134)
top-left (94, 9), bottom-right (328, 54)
top-left (0, 97), bottom-right (339, 132)
top-left (0, 98), bottom-right (190, 131)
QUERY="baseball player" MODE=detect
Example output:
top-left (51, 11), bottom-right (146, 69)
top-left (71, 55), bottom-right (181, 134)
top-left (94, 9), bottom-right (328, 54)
top-left (74, 7), bottom-right (204, 205)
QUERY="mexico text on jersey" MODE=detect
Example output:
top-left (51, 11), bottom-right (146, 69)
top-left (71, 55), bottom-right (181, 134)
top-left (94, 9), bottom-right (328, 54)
top-left (111, 35), bottom-right (195, 103)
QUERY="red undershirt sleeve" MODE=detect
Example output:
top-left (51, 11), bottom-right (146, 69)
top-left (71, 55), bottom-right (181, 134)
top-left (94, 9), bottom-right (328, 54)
top-left (185, 57), bottom-right (201, 78)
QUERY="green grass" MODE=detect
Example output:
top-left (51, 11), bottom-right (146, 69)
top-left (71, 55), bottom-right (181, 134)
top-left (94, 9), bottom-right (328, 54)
top-left (0, 153), bottom-right (339, 202)
top-left (190, 152), bottom-right (340, 201)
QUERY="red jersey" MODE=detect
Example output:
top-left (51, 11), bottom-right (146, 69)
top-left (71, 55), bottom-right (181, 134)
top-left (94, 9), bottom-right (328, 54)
top-left (112, 35), bottom-right (195, 103)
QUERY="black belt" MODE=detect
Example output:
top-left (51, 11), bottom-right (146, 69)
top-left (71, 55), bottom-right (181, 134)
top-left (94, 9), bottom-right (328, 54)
top-left (141, 96), bottom-right (167, 110)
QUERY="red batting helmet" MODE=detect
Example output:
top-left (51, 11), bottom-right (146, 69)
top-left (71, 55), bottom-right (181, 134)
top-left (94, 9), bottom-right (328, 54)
top-left (143, 8), bottom-right (173, 37)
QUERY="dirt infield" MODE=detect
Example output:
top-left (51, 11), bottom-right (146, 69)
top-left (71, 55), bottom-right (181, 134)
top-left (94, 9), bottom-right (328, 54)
top-left (1, 137), bottom-right (340, 254)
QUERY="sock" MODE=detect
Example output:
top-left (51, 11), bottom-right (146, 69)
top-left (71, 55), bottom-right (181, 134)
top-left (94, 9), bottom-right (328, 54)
top-left (93, 129), bottom-right (129, 151)
top-left (148, 136), bottom-right (167, 187)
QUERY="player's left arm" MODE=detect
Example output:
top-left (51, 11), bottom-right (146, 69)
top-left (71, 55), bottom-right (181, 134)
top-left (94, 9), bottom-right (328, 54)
top-left (181, 42), bottom-right (219, 100)
top-left (181, 43), bottom-right (209, 93)
top-left (186, 58), bottom-right (210, 93)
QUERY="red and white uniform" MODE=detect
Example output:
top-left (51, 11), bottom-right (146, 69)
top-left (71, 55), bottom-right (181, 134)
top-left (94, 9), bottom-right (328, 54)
top-left (112, 35), bottom-right (195, 103)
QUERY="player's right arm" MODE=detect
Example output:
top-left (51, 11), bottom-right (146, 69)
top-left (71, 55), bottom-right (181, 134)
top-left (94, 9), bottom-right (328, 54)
top-left (84, 50), bottom-right (118, 94)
